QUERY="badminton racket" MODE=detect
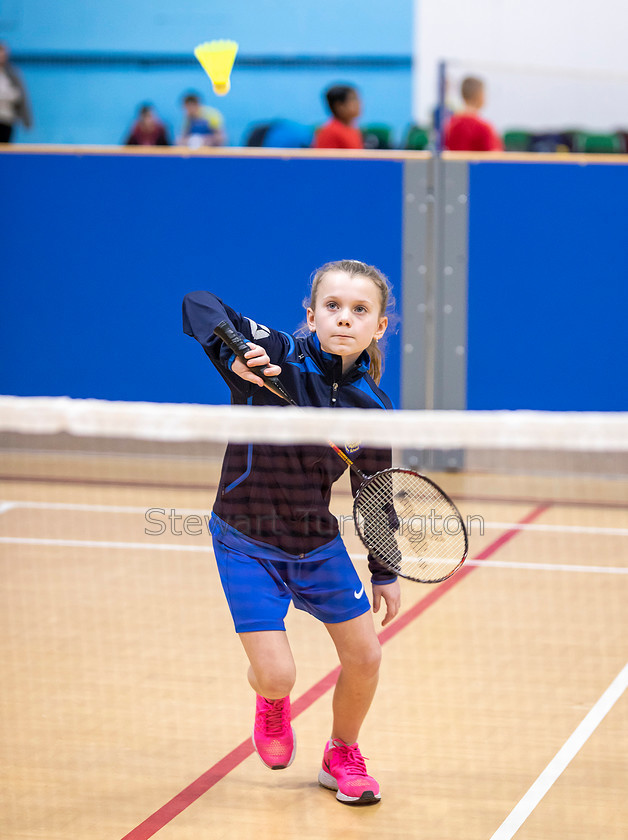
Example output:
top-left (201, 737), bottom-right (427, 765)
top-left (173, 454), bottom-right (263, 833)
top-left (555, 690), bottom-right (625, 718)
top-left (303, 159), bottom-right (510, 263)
top-left (214, 320), bottom-right (468, 583)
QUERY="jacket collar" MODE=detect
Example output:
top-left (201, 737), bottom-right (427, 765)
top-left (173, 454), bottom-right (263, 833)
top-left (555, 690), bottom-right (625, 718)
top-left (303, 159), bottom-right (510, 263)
top-left (305, 332), bottom-right (371, 384)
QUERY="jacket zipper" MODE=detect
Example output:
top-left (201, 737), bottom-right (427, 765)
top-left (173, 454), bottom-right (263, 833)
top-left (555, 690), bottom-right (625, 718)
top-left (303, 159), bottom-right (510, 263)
top-left (331, 381), bottom-right (339, 405)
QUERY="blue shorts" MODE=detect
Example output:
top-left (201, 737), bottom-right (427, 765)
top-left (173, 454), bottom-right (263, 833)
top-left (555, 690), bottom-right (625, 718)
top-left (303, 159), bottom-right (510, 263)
top-left (209, 514), bottom-right (371, 633)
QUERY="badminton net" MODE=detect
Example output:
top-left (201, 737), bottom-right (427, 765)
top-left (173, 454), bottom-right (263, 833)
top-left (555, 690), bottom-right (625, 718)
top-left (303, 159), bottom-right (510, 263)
top-left (1, 395), bottom-right (627, 837)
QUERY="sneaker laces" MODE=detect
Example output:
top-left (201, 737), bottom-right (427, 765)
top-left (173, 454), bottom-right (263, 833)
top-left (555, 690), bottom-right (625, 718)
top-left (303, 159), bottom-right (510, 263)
top-left (332, 740), bottom-right (368, 775)
top-left (258, 699), bottom-right (288, 736)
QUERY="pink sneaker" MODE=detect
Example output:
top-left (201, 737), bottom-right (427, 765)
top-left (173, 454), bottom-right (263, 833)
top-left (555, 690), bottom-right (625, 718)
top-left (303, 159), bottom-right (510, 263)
top-left (318, 739), bottom-right (381, 805)
top-left (252, 695), bottom-right (296, 770)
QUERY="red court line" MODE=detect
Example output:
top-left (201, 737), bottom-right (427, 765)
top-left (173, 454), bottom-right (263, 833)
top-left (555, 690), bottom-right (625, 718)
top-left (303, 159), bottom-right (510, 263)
top-left (120, 501), bottom-right (550, 840)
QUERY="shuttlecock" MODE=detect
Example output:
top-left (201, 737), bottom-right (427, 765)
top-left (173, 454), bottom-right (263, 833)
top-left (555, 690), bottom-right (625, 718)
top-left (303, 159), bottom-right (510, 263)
top-left (194, 39), bottom-right (238, 96)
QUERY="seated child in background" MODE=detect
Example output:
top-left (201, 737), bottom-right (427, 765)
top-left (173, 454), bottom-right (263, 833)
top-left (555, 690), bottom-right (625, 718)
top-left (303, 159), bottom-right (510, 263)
top-left (313, 84), bottom-right (364, 150)
top-left (125, 104), bottom-right (170, 146)
top-left (445, 77), bottom-right (503, 152)
top-left (179, 92), bottom-right (225, 148)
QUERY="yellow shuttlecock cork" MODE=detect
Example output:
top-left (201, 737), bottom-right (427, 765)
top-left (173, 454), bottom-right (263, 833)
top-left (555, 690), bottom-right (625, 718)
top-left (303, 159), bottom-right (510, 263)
top-left (194, 40), bottom-right (238, 96)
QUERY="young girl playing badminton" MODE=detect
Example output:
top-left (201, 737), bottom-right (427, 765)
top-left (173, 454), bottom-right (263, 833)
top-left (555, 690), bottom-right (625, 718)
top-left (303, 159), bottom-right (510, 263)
top-left (182, 259), bottom-right (401, 805)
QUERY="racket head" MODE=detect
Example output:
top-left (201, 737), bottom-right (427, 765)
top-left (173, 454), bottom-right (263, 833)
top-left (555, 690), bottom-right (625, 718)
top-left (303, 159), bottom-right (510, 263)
top-left (353, 468), bottom-right (468, 583)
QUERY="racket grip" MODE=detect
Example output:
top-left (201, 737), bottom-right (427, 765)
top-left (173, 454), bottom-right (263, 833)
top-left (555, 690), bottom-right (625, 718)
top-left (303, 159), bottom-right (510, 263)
top-left (213, 320), bottom-right (295, 405)
top-left (213, 320), bottom-right (252, 361)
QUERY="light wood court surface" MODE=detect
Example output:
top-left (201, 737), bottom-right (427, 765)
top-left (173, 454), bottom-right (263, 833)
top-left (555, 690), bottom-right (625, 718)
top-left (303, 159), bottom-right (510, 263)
top-left (1, 441), bottom-right (627, 840)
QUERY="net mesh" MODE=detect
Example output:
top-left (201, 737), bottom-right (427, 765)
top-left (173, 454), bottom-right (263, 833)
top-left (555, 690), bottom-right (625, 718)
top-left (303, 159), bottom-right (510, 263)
top-left (1, 396), bottom-right (627, 838)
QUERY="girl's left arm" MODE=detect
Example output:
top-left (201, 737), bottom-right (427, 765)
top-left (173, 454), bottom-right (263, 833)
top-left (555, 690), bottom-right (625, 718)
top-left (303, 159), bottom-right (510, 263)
top-left (349, 444), bottom-right (402, 624)
top-left (372, 579), bottom-right (401, 627)
top-left (349, 445), bottom-right (399, 583)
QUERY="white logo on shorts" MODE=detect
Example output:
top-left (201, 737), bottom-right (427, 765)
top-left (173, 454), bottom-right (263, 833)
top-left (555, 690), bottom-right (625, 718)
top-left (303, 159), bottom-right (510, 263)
top-left (353, 583), bottom-right (365, 599)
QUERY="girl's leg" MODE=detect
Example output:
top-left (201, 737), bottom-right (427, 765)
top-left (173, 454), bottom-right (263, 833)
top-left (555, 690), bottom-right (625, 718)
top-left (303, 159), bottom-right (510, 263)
top-left (239, 630), bottom-right (297, 699)
top-left (240, 630), bottom-right (297, 770)
top-left (324, 611), bottom-right (382, 744)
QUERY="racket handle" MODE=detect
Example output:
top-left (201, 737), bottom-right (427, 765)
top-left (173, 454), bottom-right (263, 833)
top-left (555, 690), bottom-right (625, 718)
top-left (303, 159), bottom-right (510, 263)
top-left (213, 320), bottom-right (295, 404)
top-left (214, 320), bottom-right (253, 359)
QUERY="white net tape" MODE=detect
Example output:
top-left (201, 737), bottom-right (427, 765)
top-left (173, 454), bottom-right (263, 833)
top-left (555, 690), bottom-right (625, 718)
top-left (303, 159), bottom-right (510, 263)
top-left (1, 396), bottom-right (627, 451)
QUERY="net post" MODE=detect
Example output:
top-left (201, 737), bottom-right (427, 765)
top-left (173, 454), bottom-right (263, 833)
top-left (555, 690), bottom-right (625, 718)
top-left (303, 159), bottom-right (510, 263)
top-left (435, 59), bottom-right (447, 155)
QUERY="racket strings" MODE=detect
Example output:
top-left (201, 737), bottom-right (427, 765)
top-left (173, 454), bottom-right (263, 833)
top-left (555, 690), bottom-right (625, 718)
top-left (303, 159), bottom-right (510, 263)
top-left (354, 470), bottom-right (467, 583)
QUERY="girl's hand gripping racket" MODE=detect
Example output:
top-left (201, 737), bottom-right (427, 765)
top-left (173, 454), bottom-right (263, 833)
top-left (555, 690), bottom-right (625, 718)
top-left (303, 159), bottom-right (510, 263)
top-left (214, 321), bottom-right (296, 404)
top-left (214, 320), bottom-right (468, 584)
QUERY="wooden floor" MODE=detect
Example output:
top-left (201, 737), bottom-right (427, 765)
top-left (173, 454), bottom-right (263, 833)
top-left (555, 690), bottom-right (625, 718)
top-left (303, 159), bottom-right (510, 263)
top-left (1, 444), bottom-right (627, 840)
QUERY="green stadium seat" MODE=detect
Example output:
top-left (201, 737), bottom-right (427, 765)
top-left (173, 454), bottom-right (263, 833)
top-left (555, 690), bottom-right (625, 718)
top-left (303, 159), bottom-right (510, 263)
top-left (403, 125), bottom-right (430, 150)
top-left (503, 130), bottom-right (534, 152)
top-left (560, 130), bottom-right (585, 153)
top-left (362, 123), bottom-right (393, 150)
top-left (577, 133), bottom-right (625, 154)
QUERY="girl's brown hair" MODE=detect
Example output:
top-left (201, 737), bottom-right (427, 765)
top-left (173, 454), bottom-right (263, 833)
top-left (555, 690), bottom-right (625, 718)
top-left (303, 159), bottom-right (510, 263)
top-left (307, 259), bottom-right (394, 384)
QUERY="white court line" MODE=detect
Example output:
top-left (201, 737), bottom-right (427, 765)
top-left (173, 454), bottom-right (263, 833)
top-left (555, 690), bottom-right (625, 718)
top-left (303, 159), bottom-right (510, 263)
top-left (350, 552), bottom-right (628, 575)
top-left (3, 537), bottom-right (626, 576)
top-left (2, 501), bottom-right (628, 537)
top-left (0, 500), bottom-right (205, 515)
top-left (489, 662), bottom-right (628, 840)
top-left (465, 559), bottom-right (628, 575)
top-left (484, 521), bottom-right (628, 537)
top-left (0, 536), bottom-right (210, 552)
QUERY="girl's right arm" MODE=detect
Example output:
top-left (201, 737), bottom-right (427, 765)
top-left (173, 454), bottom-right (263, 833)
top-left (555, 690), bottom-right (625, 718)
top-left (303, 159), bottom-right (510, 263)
top-left (182, 290), bottom-right (287, 395)
top-left (231, 344), bottom-right (281, 387)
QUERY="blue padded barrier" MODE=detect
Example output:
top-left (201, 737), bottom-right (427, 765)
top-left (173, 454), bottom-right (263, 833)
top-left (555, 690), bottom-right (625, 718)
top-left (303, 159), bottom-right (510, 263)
top-left (0, 152), bottom-right (402, 406)
top-left (467, 161), bottom-right (628, 411)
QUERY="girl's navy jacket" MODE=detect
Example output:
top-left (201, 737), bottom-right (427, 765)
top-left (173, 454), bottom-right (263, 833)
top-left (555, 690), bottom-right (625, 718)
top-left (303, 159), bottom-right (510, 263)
top-left (183, 291), bottom-right (396, 583)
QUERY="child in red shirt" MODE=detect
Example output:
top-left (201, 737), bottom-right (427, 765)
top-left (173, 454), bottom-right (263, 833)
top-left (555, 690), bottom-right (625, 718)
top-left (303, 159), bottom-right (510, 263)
top-left (445, 77), bottom-right (503, 152)
top-left (314, 84), bottom-right (364, 150)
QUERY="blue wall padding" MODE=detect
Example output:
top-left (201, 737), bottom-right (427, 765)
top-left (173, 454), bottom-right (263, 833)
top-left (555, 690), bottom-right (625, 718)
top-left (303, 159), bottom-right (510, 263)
top-left (0, 152), bottom-right (402, 406)
top-left (467, 162), bottom-right (628, 411)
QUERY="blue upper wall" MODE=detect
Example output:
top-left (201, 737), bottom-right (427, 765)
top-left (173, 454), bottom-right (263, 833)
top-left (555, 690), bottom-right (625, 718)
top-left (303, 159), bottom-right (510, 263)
top-left (2, 0), bottom-right (412, 53)
top-left (1, 0), bottom-right (414, 147)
